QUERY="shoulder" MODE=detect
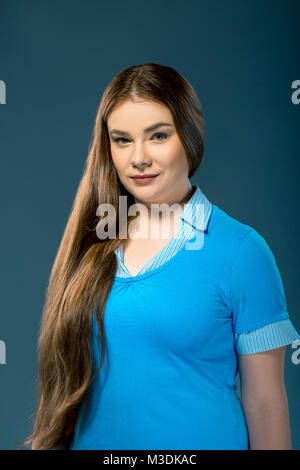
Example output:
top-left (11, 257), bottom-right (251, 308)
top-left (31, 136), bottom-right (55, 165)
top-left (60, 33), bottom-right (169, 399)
top-left (210, 203), bottom-right (254, 240)
top-left (208, 203), bottom-right (259, 261)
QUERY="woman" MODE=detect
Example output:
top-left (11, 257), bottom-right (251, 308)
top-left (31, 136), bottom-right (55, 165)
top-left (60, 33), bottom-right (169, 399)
top-left (24, 63), bottom-right (300, 450)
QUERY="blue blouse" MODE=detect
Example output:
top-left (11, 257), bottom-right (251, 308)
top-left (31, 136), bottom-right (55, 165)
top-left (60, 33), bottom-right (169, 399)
top-left (114, 184), bottom-right (300, 355)
top-left (69, 184), bottom-right (300, 450)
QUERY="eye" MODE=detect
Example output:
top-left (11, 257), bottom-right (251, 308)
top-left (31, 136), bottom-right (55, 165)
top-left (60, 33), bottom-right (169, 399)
top-left (151, 132), bottom-right (169, 141)
top-left (111, 132), bottom-right (169, 145)
top-left (111, 137), bottom-right (129, 145)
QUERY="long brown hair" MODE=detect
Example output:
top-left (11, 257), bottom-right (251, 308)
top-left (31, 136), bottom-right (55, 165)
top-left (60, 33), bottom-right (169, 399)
top-left (20, 63), bottom-right (205, 450)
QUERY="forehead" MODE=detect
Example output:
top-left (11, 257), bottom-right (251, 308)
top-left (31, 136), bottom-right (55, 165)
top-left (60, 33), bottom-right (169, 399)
top-left (107, 99), bottom-right (173, 130)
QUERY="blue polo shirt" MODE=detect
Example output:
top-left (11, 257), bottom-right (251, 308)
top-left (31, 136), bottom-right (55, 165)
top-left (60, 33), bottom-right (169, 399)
top-left (69, 186), bottom-right (299, 450)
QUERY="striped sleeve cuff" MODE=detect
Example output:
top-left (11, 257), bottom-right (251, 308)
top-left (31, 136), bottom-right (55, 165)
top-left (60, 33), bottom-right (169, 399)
top-left (234, 319), bottom-right (300, 355)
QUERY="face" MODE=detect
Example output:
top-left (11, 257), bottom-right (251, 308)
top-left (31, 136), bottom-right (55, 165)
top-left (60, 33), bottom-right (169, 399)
top-left (107, 98), bottom-right (192, 211)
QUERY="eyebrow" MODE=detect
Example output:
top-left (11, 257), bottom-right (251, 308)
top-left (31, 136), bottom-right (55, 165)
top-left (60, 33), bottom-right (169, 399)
top-left (109, 122), bottom-right (173, 137)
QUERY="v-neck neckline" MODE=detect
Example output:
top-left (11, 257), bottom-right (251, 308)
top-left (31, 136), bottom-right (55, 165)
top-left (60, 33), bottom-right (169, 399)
top-left (114, 230), bottom-right (190, 283)
top-left (113, 184), bottom-right (214, 280)
top-left (117, 185), bottom-right (199, 278)
top-left (118, 216), bottom-right (185, 278)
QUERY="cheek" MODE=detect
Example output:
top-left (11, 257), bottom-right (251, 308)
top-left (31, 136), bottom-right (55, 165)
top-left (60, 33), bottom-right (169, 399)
top-left (110, 149), bottom-right (126, 172)
top-left (161, 140), bottom-right (188, 171)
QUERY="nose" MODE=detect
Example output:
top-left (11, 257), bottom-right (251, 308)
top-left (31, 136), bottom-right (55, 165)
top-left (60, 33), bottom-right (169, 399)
top-left (130, 142), bottom-right (152, 169)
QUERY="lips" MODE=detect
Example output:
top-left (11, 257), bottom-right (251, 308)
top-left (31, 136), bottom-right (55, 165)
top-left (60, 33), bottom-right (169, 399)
top-left (130, 174), bottom-right (159, 179)
top-left (130, 174), bottom-right (160, 184)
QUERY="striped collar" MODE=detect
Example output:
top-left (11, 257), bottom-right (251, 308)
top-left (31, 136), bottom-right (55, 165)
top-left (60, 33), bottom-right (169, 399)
top-left (179, 184), bottom-right (212, 232)
top-left (114, 184), bottom-right (213, 276)
top-left (115, 183), bottom-right (212, 245)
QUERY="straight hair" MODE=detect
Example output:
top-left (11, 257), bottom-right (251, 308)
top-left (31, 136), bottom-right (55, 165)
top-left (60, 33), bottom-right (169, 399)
top-left (21, 63), bottom-right (205, 449)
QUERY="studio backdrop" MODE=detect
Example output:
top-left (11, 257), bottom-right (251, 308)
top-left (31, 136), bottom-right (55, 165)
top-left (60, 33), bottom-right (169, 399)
top-left (0, 0), bottom-right (299, 450)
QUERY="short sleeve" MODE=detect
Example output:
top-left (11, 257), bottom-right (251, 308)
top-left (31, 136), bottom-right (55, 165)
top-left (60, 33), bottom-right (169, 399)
top-left (230, 228), bottom-right (290, 335)
top-left (235, 319), bottom-right (300, 354)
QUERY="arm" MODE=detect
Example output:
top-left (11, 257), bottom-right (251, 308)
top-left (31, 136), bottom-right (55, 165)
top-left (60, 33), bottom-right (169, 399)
top-left (238, 346), bottom-right (292, 450)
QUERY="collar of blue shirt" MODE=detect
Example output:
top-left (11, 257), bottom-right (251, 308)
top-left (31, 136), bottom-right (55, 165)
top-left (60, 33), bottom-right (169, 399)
top-left (180, 184), bottom-right (213, 232)
top-left (113, 184), bottom-right (213, 274)
top-left (114, 183), bottom-right (213, 255)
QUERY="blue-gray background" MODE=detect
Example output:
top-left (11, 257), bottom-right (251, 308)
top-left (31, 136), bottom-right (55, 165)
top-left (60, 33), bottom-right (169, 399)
top-left (0, 0), bottom-right (299, 450)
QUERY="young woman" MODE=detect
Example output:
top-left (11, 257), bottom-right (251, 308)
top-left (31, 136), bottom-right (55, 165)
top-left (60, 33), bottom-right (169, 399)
top-left (24, 63), bottom-right (300, 450)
